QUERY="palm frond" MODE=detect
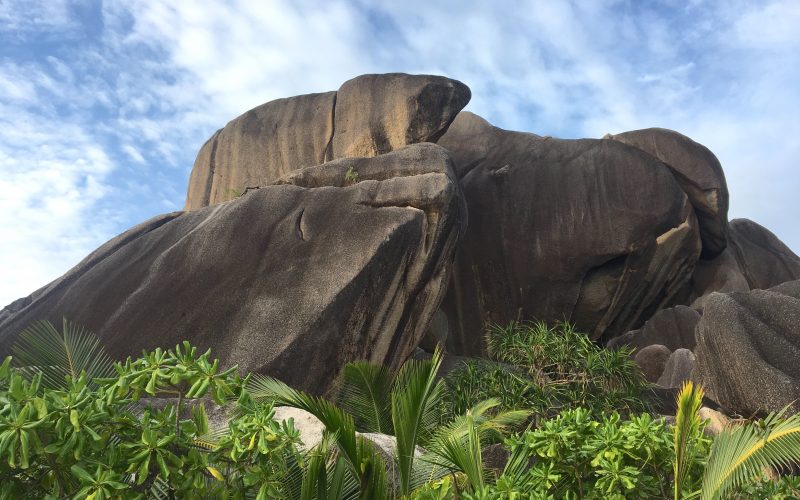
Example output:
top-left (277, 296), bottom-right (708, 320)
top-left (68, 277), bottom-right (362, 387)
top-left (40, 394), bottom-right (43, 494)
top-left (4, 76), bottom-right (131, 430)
top-left (701, 408), bottom-right (800, 500)
top-left (391, 345), bottom-right (444, 495)
top-left (423, 413), bottom-right (485, 492)
top-left (337, 361), bottom-right (393, 434)
top-left (246, 374), bottom-right (388, 498)
top-left (674, 381), bottom-right (705, 500)
top-left (11, 318), bottom-right (115, 389)
top-left (302, 432), bottom-right (336, 500)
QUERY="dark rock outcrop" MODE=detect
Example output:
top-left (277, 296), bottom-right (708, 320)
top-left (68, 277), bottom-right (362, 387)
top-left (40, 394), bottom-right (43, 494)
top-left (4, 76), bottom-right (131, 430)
top-left (606, 305), bottom-right (700, 352)
top-left (689, 218), bottom-right (800, 309)
top-left (184, 73), bottom-right (470, 210)
top-left (606, 128), bottom-right (729, 257)
top-left (727, 219), bottom-right (800, 290)
top-left (437, 112), bottom-right (702, 355)
top-left (694, 280), bottom-right (800, 415)
top-left (0, 144), bottom-right (464, 395)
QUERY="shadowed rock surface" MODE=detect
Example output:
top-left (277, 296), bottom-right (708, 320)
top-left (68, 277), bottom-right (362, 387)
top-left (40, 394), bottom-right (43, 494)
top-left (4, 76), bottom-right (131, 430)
top-left (437, 112), bottom-right (702, 355)
top-left (607, 128), bottom-right (729, 257)
top-left (688, 218), bottom-right (800, 309)
top-left (657, 348), bottom-right (696, 389)
top-left (185, 73), bottom-right (470, 210)
top-left (606, 305), bottom-right (700, 352)
top-left (727, 218), bottom-right (800, 290)
top-left (694, 280), bottom-right (800, 415)
top-left (0, 144), bottom-right (464, 395)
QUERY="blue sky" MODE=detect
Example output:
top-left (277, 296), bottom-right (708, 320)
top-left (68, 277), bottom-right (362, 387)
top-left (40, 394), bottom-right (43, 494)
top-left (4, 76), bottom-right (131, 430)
top-left (1, 0), bottom-right (799, 307)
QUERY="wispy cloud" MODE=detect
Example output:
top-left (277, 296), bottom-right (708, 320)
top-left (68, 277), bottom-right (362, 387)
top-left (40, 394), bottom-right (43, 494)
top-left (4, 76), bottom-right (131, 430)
top-left (0, 0), bottom-right (798, 307)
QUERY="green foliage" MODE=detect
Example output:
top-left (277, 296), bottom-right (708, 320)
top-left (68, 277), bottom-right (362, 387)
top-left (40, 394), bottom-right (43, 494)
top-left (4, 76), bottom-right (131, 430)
top-left (344, 166), bottom-right (359, 184)
top-left (493, 407), bottom-right (686, 499)
top-left (337, 361), bottom-right (394, 435)
top-left (446, 321), bottom-right (649, 421)
top-left (701, 406), bottom-right (800, 500)
top-left (12, 318), bottom-right (116, 390)
top-left (8, 319), bottom-right (800, 498)
top-left (246, 373), bottom-right (389, 499)
top-left (673, 381), bottom-right (707, 499)
top-left (421, 399), bottom-right (530, 493)
top-left (0, 324), bottom-right (304, 499)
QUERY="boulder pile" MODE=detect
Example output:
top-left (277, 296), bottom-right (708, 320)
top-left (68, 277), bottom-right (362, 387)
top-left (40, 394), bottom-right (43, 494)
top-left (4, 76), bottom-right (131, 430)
top-left (2, 73), bottom-right (799, 414)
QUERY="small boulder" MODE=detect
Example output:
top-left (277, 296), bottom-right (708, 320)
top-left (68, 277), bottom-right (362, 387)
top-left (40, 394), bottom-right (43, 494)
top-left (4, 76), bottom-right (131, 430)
top-left (273, 406), bottom-right (325, 451)
top-left (698, 406), bottom-right (731, 437)
top-left (634, 344), bottom-right (672, 383)
top-left (358, 432), bottom-right (425, 492)
top-left (656, 349), bottom-right (696, 389)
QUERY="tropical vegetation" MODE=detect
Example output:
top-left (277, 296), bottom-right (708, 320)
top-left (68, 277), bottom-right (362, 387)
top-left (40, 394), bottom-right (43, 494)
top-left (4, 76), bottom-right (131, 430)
top-left (1, 319), bottom-right (799, 498)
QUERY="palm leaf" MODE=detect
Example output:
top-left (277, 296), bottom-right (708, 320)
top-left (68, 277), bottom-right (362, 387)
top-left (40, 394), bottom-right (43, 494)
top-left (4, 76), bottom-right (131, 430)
top-left (337, 361), bottom-right (393, 434)
top-left (673, 381), bottom-right (704, 500)
top-left (424, 413), bottom-right (485, 492)
top-left (11, 318), bottom-right (115, 389)
top-left (701, 408), bottom-right (800, 500)
top-left (391, 345), bottom-right (444, 496)
top-left (246, 374), bottom-right (388, 499)
top-left (422, 399), bottom-right (531, 493)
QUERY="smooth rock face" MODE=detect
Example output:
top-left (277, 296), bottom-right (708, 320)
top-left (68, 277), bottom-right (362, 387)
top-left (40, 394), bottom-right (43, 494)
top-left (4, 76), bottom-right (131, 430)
top-left (694, 280), bottom-right (800, 415)
top-left (634, 344), bottom-right (672, 383)
top-left (607, 128), bottom-right (729, 257)
top-left (185, 92), bottom-right (336, 210)
top-left (656, 348), bottom-right (696, 389)
top-left (0, 144), bottom-right (463, 395)
top-left (606, 306), bottom-right (700, 352)
top-left (438, 112), bottom-right (702, 355)
top-left (333, 73), bottom-right (470, 159)
top-left (184, 73), bottom-right (470, 211)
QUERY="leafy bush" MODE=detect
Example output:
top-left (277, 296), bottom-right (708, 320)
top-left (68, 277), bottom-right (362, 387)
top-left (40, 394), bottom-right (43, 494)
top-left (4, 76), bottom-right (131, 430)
top-left (493, 407), bottom-right (692, 499)
top-left (6, 320), bottom-right (800, 499)
top-left (446, 321), bottom-right (649, 421)
top-left (0, 321), bottom-right (301, 499)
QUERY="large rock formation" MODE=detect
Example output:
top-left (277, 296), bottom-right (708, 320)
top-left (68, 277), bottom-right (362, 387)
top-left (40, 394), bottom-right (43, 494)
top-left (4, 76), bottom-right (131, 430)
top-left (694, 280), bottom-right (800, 415)
top-left (0, 144), bottom-right (464, 395)
top-left (437, 112), bottom-right (702, 355)
top-left (606, 128), bottom-right (729, 257)
top-left (184, 73), bottom-right (470, 210)
top-left (4, 72), bottom-right (800, 417)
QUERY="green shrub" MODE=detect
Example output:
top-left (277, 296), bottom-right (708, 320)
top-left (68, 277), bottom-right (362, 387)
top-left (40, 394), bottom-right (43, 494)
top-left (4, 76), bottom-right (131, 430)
top-left (494, 407), bottom-right (689, 499)
top-left (0, 321), bottom-right (300, 499)
top-left (446, 321), bottom-right (649, 421)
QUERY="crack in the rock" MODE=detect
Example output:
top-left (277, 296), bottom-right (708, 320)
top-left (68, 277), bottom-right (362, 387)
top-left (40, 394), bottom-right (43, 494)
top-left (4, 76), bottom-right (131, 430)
top-left (323, 92), bottom-right (337, 162)
top-left (296, 208), bottom-right (307, 241)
